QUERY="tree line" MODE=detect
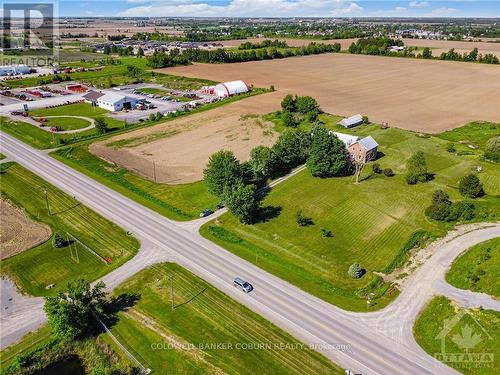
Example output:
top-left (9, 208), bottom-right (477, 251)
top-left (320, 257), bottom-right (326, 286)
top-left (238, 39), bottom-right (289, 50)
top-left (147, 42), bottom-right (341, 68)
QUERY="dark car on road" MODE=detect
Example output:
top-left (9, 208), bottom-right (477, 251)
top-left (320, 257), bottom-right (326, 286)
top-left (199, 209), bottom-right (214, 218)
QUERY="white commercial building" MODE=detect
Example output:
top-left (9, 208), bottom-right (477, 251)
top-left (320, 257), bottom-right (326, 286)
top-left (0, 65), bottom-right (31, 76)
top-left (214, 80), bottom-right (249, 97)
top-left (97, 92), bottom-right (137, 112)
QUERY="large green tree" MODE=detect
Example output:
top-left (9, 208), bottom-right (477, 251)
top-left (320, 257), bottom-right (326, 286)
top-left (281, 94), bottom-right (296, 113)
top-left (203, 150), bottom-right (242, 198)
top-left (295, 96), bottom-right (320, 115)
top-left (307, 126), bottom-right (349, 177)
top-left (94, 117), bottom-right (108, 135)
top-left (272, 129), bottom-right (311, 174)
top-left (485, 136), bottom-right (500, 161)
top-left (44, 279), bottom-right (106, 341)
top-left (223, 182), bottom-right (260, 224)
top-left (405, 151), bottom-right (431, 184)
top-left (459, 174), bottom-right (484, 198)
top-left (249, 146), bottom-right (275, 183)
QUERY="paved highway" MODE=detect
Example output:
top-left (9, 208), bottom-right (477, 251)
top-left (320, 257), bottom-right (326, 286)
top-left (1, 132), bottom-right (498, 374)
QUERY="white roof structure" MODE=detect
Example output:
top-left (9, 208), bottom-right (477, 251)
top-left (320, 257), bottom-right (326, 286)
top-left (330, 131), bottom-right (360, 147)
top-left (214, 80), bottom-right (249, 97)
top-left (338, 114), bottom-right (363, 128)
top-left (358, 136), bottom-right (379, 151)
top-left (98, 92), bottom-right (129, 104)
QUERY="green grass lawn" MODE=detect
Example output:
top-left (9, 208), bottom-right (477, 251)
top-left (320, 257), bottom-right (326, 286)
top-left (446, 238), bottom-right (500, 298)
top-left (0, 325), bottom-right (53, 368)
top-left (137, 87), bottom-right (170, 96)
top-left (437, 121), bottom-right (500, 151)
top-left (201, 122), bottom-right (500, 311)
top-left (38, 117), bottom-right (91, 131)
top-left (109, 263), bottom-right (343, 375)
top-left (1, 103), bottom-right (125, 149)
top-left (0, 162), bottom-right (139, 296)
top-left (29, 102), bottom-right (109, 118)
top-left (52, 144), bottom-right (217, 221)
top-left (414, 296), bottom-right (499, 375)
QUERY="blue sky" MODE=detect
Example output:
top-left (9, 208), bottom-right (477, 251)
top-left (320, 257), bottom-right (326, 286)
top-left (59, 1), bottom-right (499, 18)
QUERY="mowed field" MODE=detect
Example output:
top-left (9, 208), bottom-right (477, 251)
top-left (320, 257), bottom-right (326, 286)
top-left (221, 37), bottom-right (500, 57)
top-left (164, 53), bottom-right (500, 133)
top-left (90, 92), bottom-right (280, 184)
top-left (201, 121), bottom-right (500, 310)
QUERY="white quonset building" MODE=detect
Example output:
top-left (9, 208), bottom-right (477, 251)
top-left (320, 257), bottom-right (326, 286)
top-left (97, 92), bottom-right (137, 112)
top-left (0, 65), bottom-right (31, 76)
top-left (214, 80), bottom-right (249, 98)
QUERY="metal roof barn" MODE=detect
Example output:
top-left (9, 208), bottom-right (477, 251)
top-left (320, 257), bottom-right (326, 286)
top-left (338, 114), bottom-right (363, 128)
top-left (214, 80), bottom-right (249, 97)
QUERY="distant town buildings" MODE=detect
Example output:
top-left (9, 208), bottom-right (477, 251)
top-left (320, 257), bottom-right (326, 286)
top-left (0, 65), bottom-right (31, 76)
top-left (92, 39), bottom-right (224, 56)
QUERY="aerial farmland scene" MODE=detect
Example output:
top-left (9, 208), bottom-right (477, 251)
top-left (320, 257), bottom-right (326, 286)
top-left (0, 1), bottom-right (499, 374)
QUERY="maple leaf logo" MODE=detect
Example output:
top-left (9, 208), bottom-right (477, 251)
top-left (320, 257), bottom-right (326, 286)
top-left (451, 324), bottom-right (482, 351)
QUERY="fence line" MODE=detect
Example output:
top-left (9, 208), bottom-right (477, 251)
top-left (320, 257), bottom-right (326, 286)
top-left (93, 312), bottom-right (150, 374)
top-left (66, 232), bottom-right (109, 264)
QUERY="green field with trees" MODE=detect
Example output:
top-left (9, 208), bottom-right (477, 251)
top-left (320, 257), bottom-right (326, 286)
top-left (414, 296), bottom-right (499, 375)
top-left (446, 238), bottom-right (499, 298)
top-left (0, 163), bottom-right (139, 296)
top-left (200, 110), bottom-right (500, 310)
top-left (108, 263), bottom-right (342, 374)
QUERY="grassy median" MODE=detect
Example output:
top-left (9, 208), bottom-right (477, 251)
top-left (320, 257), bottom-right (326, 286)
top-left (446, 238), bottom-right (500, 298)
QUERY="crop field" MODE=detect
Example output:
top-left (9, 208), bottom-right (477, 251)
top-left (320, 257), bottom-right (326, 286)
top-left (90, 92), bottom-right (279, 184)
top-left (0, 162), bottom-right (139, 296)
top-left (446, 238), bottom-right (499, 298)
top-left (165, 53), bottom-right (500, 133)
top-left (201, 122), bottom-right (500, 310)
top-left (414, 296), bottom-right (499, 375)
top-left (0, 199), bottom-right (51, 260)
top-left (110, 263), bottom-right (342, 375)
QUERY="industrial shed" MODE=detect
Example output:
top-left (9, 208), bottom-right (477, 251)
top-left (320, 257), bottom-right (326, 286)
top-left (0, 65), bottom-right (31, 76)
top-left (338, 114), bottom-right (363, 128)
top-left (214, 80), bottom-right (249, 97)
top-left (97, 93), bottom-right (137, 112)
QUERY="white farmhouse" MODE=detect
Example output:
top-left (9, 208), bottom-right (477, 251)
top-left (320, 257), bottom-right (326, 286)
top-left (97, 93), bottom-right (137, 112)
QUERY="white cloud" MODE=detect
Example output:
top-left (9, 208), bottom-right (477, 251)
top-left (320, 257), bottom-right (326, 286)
top-left (119, 0), bottom-right (363, 18)
top-left (426, 7), bottom-right (457, 16)
top-left (409, 1), bottom-right (428, 8)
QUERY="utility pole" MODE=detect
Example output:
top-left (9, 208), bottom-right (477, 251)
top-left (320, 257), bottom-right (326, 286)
top-left (169, 275), bottom-right (175, 310)
top-left (42, 186), bottom-right (51, 215)
top-left (152, 160), bottom-right (157, 183)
